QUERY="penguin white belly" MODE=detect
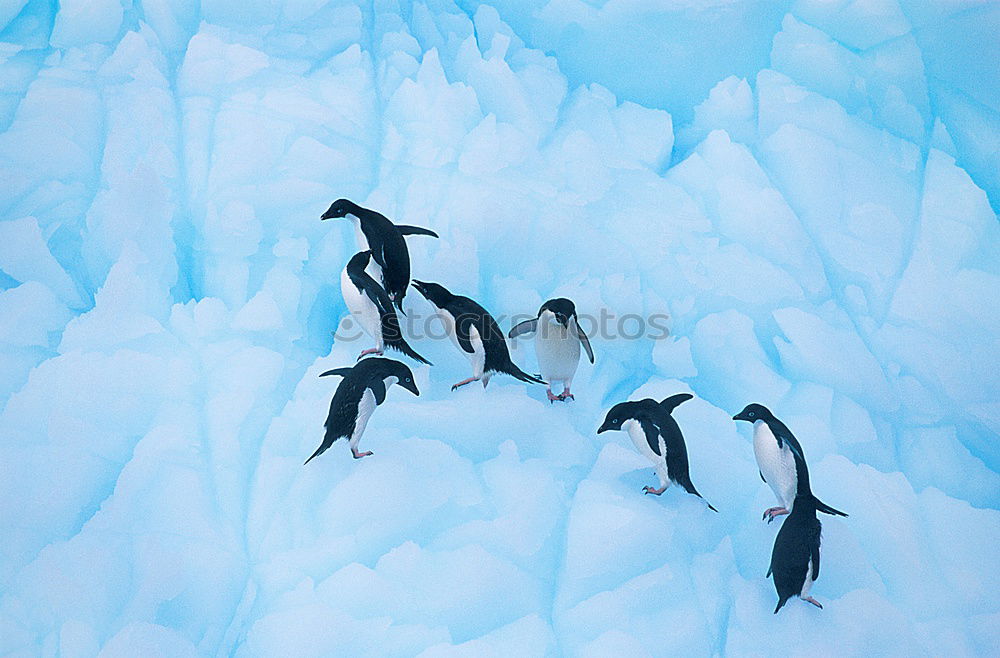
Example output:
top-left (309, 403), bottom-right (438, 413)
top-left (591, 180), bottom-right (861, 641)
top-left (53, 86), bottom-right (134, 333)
top-left (535, 323), bottom-right (579, 383)
top-left (349, 215), bottom-right (385, 283)
top-left (340, 267), bottom-right (382, 348)
top-left (800, 557), bottom-right (815, 598)
top-left (624, 419), bottom-right (667, 467)
top-left (349, 215), bottom-right (370, 251)
top-left (467, 324), bottom-right (486, 378)
top-left (437, 309), bottom-right (462, 353)
top-left (753, 420), bottom-right (797, 509)
top-left (365, 257), bottom-right (383, 283)
top-left (349, 388), bottom-right (377, 450)
top-left (438, 310), bottom-right (486, 377)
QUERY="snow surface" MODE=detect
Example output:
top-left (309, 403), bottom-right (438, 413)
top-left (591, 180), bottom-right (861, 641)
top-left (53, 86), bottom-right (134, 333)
top-left (1, 0), bottom-right (999, 655)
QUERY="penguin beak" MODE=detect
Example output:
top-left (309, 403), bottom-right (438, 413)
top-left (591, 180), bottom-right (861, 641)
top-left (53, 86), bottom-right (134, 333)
top-left (411, 281), bottom-right (426, 296)
top-left (732, 412), bottom-right (748, 422)
top-left (597, 422), bottom-right (611, 434)
top-left (320, 208), bottom-right (340, 220)
top-left (401, 379), bottom-right (419, 396)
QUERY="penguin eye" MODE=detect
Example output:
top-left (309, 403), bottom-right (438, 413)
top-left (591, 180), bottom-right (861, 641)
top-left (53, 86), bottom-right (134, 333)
top-left (748, 411), bottom-right (755, 418)
top-left (612, 418), bottom-right (618, 424)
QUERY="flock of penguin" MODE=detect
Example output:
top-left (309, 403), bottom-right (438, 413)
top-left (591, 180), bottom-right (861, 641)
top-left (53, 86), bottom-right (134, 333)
top-left (307, 198), bottom-right (849, 615)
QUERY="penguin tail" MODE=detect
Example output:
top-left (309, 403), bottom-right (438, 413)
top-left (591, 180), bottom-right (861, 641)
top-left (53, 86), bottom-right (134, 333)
top-left (304, 429), bottom-right (341, 465)
top-left (680, 478), bottom-right (717, 512)
top-left (774, 597), bottom-right (790, 614)
top-left (381, 310), bottom-right (432, 365)
top-left (389, 337), bottom-right (432, 366)
top-left (812, 495), bottom-right (848, 517)
top-left (304, 442), bottom-right (328, 465)
top-left (659, 393), bottom-right (694, 414)
top-left (506, 363), bottom-right (546, 385)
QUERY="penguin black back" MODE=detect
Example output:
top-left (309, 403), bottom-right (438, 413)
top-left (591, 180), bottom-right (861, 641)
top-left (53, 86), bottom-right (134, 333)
top-left (345, 251), bottom-right (431, 365)
top-left (412, 280), bottom-right (544, 385)
top-left (598, 394), bottom-right (717, 510)
top-left (322, 199), bottom-right (437, 311)
top-left (769, 494), bottom-right (822, 613)
top-left (306, 358), bottom-right (419, 464)
top-left (449, 295), bottom-right (525, 379)
top-left (647, 395), bottom-right (717, 511)
top-left (734, 403), bottom-right (848, 518)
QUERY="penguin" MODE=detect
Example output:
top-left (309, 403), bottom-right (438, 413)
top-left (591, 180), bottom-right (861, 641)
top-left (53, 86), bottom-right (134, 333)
top-left (508, 298), bottom-right (594, 403)
top-left (321, 198), bottom-right (438, 312)
top-left (341, 250), bottom-right (431, 365)
top-left (769, 493), bottom-right (824, 613)
top-left (410, 280), bottom-right (546, 391)
top-left (598, 393), bottom-right (718, 510)
top-left (732, 404), bottom-right (848, 523)
top-left (305, 357), bottom-right (419, 463)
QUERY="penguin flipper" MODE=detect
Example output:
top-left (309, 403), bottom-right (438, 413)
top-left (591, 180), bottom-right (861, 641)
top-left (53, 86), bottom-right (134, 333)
top-left (772, 424), bottom-right (806, 464)
top-left (455, 315), bottom-right (477, 354)
top-left (369, 237), bottom-right (387, 268)
top-left (508, 318), bottom-right (538, 339)
top-left (397, 225), bottom-right (439, 238)
top-left (760, 470), bottom-right (766, 483)
top-left (319, 368), bottom-right (353, 378)
top-left (368, 379), bottom-right (387, 405)
top-left (573, 318), bottom-right (595, 363)
top-left (639, 418), bottom-right (663, 457)
top-left (659, 393), bottom-right (694, 414)
top-left (348, 252), bottom-right (396, 315)
top-left (779, 436), bottom-right (805, 463)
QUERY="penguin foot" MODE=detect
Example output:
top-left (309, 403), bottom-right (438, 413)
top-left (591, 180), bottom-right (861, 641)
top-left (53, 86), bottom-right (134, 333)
top-left (802, 596), bottom-right (823, 609)
top-left (547, 389), bottom-right (561, 403)
top-left (643, 485), bottom-right (666, 495)
top-left (763, 506), bottom-right (789, 523)
top-left (451, 377), bottom-right (479, 391)
top-left (357, 348), bottom-right (382, 361)
top-left (351, 449), bottom-right (373, 459)
top-left (558, 392), bottom-right (575, 401)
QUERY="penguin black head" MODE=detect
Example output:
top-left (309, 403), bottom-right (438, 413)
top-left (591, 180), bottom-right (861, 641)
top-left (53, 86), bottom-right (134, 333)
top-left (539, 297), bottom-right (576, 327)
top-left (386, 359), bottom-right (420, 396)
top-left (357, 357), bottom-right (420, 396)
top-left (597, 401), bottom-right (640, 434)
top-left (346, 249), bottom-right (372, 270)
top-left (410, 280), bottom-right (453, 307)
top-left (733, 403), bottom-right (774, 423)
top-left (321, 198), bottom-right (362, 220)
